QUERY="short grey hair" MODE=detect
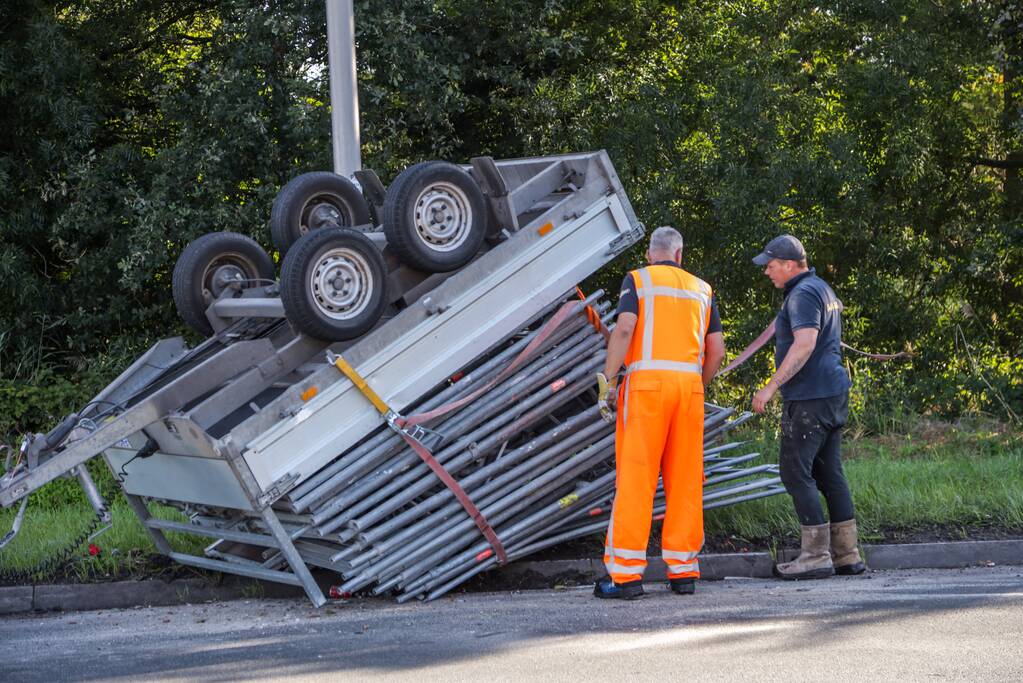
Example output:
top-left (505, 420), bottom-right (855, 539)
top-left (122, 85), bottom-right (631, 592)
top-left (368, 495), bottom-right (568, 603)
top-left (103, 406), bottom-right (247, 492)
top-left (648, 226), bottom-right (684, 256)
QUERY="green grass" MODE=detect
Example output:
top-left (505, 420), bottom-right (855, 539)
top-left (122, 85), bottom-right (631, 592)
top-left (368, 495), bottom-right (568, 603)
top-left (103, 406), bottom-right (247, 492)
top-left (705, 417), bottom-right (1023, 543)
top-left (3, 418), bottom-right (1022, 582)
top-left (0, 498), bottom-right (206, 580)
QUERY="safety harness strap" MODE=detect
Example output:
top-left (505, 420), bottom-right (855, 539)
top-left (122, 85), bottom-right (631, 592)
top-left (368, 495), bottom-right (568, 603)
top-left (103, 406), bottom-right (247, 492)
top-left (329, 354), bottom-right (509, 565)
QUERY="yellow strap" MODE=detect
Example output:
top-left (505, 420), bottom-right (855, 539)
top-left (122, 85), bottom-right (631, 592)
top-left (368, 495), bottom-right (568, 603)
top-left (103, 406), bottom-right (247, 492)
top-left (331, 356), bottom-right (391, 416)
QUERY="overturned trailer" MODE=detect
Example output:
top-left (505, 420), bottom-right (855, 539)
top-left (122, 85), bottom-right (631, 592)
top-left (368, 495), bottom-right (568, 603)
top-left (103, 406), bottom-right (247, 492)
top-left (0, 151), bottom-right (782, 606)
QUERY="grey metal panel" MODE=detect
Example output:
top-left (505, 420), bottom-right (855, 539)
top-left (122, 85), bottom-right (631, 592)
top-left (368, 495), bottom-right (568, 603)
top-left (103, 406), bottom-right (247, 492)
top-left (105, 449), bottom-right (254, 511)
top-left (238, 179), bottom-right (640, 490)
top-left (147, 518), bottom-right (281, 548)
top-left (169, 552), bottom-right (302, 586)
top-left (144, 416), bottom-right (222, 458)
top-left (0, 339), bottom-right (276, 507)
top-left (210, 298), bottom-right (286, 319)
top-left (88, 337), bottom-right (189, 410)
top-left (186, 335), bottom-right (327, 431)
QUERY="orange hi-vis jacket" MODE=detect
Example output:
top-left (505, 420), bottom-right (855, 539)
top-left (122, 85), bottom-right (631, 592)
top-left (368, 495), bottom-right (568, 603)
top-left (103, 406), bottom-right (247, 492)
top-left (604, 263), bottom-right (713, 584)
top-left (622, 265), bottom-right (713, 380)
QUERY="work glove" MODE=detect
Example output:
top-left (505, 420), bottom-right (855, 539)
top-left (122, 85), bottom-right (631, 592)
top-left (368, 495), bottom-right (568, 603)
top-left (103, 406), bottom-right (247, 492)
top-left (596, 372), bottom-right (618, 424)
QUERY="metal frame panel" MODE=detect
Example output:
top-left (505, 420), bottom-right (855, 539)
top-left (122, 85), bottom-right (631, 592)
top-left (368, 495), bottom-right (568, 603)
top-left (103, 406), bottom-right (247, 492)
top-left (238, 172), bottom-right (641, 490)
top-left (104, 450), bottom-right (254, 510)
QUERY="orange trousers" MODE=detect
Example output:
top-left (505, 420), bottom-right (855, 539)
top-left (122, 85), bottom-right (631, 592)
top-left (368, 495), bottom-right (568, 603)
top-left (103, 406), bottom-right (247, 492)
top-left (604, 371), bottom-right (705, 583)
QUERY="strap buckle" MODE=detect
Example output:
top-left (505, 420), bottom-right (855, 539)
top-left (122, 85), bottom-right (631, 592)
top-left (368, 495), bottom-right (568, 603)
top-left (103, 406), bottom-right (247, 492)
top-left (384, 411), bottom-right (444, 451)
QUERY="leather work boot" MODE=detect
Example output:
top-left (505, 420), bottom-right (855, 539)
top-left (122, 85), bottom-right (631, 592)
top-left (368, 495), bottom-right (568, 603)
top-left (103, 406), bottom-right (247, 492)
top-left (830, 518), bottom-right (867, 575)
top-left (668, 577), bottom-right (696, 595)
top-left (774, 523), bottom-right (835, 580)
top-left (593, 576), bottom-right (644, 600)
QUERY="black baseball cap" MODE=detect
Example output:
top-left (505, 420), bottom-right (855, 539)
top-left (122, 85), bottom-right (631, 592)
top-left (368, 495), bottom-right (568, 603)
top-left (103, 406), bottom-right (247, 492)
top-left (752, 234), bottom-right (806, 266)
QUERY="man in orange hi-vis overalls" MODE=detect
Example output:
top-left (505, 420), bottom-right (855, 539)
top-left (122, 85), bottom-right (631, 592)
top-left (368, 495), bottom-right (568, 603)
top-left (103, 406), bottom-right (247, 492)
top-left (594, 226), bottom-right (726, 600)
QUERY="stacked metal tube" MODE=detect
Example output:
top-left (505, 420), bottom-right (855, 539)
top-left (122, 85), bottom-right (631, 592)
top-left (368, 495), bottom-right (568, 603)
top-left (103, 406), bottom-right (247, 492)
top-left (240, 292), bottom-right (784, 600)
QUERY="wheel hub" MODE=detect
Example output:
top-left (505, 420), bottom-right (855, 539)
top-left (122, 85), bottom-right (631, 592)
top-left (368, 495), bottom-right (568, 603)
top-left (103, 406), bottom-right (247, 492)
top-left (311, 248), bottom-right (372, 320)
top-left (209, 265), bottom-right (245, 297)
top-left (414, 182), bottom-right (472, 252)
top-left (301, 193), bottom-right (352, 235)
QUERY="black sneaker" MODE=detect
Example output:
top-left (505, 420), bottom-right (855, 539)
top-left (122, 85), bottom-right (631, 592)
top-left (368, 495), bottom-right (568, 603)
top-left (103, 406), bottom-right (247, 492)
top-left (593, 576), bottom-right (644, 600)
top-left (669, 577), bottom-right (696, 595)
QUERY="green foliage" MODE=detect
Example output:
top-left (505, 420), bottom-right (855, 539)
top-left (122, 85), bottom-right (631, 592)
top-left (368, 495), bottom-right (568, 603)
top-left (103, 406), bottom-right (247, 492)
top-left (0, 0), bottom-right (1021, 438)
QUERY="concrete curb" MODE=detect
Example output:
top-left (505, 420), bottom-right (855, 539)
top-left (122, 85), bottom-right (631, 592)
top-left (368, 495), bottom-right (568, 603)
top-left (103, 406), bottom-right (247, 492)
top-left (776, 539), bottom-right (1023, 569)
top-left (496, 552), bottom-right (776, 586)
top-left (0, 577), bottom-right (303, 616)
top-left (3, 539), bottom-right (1021, 615)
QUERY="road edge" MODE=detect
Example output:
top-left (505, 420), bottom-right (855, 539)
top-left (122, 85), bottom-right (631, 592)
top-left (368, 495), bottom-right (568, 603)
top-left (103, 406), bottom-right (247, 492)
top-left (2, 539), bottom-right (1022, 615)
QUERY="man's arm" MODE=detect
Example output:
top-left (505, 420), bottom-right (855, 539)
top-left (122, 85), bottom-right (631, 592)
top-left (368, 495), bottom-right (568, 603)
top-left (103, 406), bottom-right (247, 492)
top-left (752, 327), bottom-right (818, 413)
top-left (603, 312), bottom-right (637, 381)
top-left (702, 331), bottom-right (725, 387)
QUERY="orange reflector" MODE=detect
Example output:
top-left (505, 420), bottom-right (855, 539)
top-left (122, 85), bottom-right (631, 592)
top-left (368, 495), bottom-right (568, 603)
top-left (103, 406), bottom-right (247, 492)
top-left (300, 386), bottom-right (319, 402)
top-left (475, 549), bottom-right (493, 562)
top-left (538, 222), bottom-right (554, 236)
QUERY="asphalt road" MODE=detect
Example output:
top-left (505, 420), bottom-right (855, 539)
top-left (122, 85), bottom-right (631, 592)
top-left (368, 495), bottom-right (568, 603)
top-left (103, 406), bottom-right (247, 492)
top-left (2, 566), bottom-right (1021, 682)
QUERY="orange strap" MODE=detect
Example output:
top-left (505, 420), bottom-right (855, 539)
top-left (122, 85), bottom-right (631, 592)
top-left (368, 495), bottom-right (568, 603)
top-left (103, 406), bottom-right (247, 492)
top-left (576, 287), bottom-right (610, 341)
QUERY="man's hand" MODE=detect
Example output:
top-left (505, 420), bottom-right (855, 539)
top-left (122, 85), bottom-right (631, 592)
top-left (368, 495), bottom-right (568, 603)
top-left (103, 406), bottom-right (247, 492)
top-left (596, 372), bottom-right (618, 424)
top-left (752, 383), bottom-right (778, 414)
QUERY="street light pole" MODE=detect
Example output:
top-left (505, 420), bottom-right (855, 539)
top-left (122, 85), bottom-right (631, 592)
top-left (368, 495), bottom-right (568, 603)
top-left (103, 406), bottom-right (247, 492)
top-left (325, 0), bottom-right (362, 177)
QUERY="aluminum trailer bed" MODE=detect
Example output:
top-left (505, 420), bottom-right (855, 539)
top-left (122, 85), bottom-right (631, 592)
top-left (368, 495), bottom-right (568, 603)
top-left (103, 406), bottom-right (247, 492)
top-left (0, 151), bottom-right (644, 605)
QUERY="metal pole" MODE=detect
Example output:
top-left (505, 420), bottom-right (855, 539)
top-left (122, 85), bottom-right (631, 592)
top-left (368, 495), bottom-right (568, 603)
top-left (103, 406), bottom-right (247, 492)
top-left (325, 0), bottom-right (361, 176)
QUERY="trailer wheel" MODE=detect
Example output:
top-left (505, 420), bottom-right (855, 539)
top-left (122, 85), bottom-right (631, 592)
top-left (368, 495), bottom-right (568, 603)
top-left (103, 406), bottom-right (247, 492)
top-left (280, 228), bottom-right (387, 341)
top-left (271, 172), bottom-right (372, 255)
top-left (382, 161), bottom-right (487, 272)
top-left (172, 232), bottom-right (276, 336)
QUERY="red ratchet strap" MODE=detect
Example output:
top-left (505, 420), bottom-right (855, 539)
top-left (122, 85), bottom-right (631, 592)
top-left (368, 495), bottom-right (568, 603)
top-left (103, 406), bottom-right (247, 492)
top-left (329, 352), bottom-right (510, 564)
top-left (396, 299), bottom-right (584, 428)
top-left (716, 321), bottom-right (779, 376)
top-left (331, 297), bottom-right (594, 565)
top-left (394, 429), bottom-right (508, 564)
top-left (717, 320), bottom-right (911, 376)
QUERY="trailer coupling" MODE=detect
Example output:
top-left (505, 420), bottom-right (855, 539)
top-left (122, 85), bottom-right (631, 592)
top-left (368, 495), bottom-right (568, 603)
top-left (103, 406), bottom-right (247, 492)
top-left (0, 414), bottom-right (113, 551)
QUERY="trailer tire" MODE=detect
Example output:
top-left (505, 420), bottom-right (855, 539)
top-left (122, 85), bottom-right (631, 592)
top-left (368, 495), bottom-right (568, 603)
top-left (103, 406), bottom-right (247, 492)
top-left (382, 161), bottom-right (487, 272)
top-left (271, 172), bottom-right (372, 255)
top-left (280, 228), bottom-right (387, 341)
top-left (172, 232), bottom-right (276, 337)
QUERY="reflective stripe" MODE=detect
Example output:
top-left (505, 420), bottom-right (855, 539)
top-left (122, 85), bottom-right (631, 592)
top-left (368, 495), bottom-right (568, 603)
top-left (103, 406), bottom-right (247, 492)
top-left (662, 549), bottom-right (700, 562)
top-left (622, 374), bottom-right (631, 426)
top-left (605, 560), bottom-right (647, 576)
top-left (606, 546), bottom-right (647, 561)
top-left (638, 268), bottom-right (655, 362)
top-left (639, 286), bottom-right (710, 306)
top-left (627, 360), bottom-right (702, 375)
top-left (665, 560), bottom-right (699, 574)
top-left (633, 267), bottom-right (711, 370)
top-left (606, 498), bottom-right (616, 560)
top-left (697, 299), bottom-right (708, 364)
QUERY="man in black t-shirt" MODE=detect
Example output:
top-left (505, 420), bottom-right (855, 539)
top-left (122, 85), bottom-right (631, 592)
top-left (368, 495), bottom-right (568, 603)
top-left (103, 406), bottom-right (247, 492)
top-left (750, 235), bottom-right (866, 580)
